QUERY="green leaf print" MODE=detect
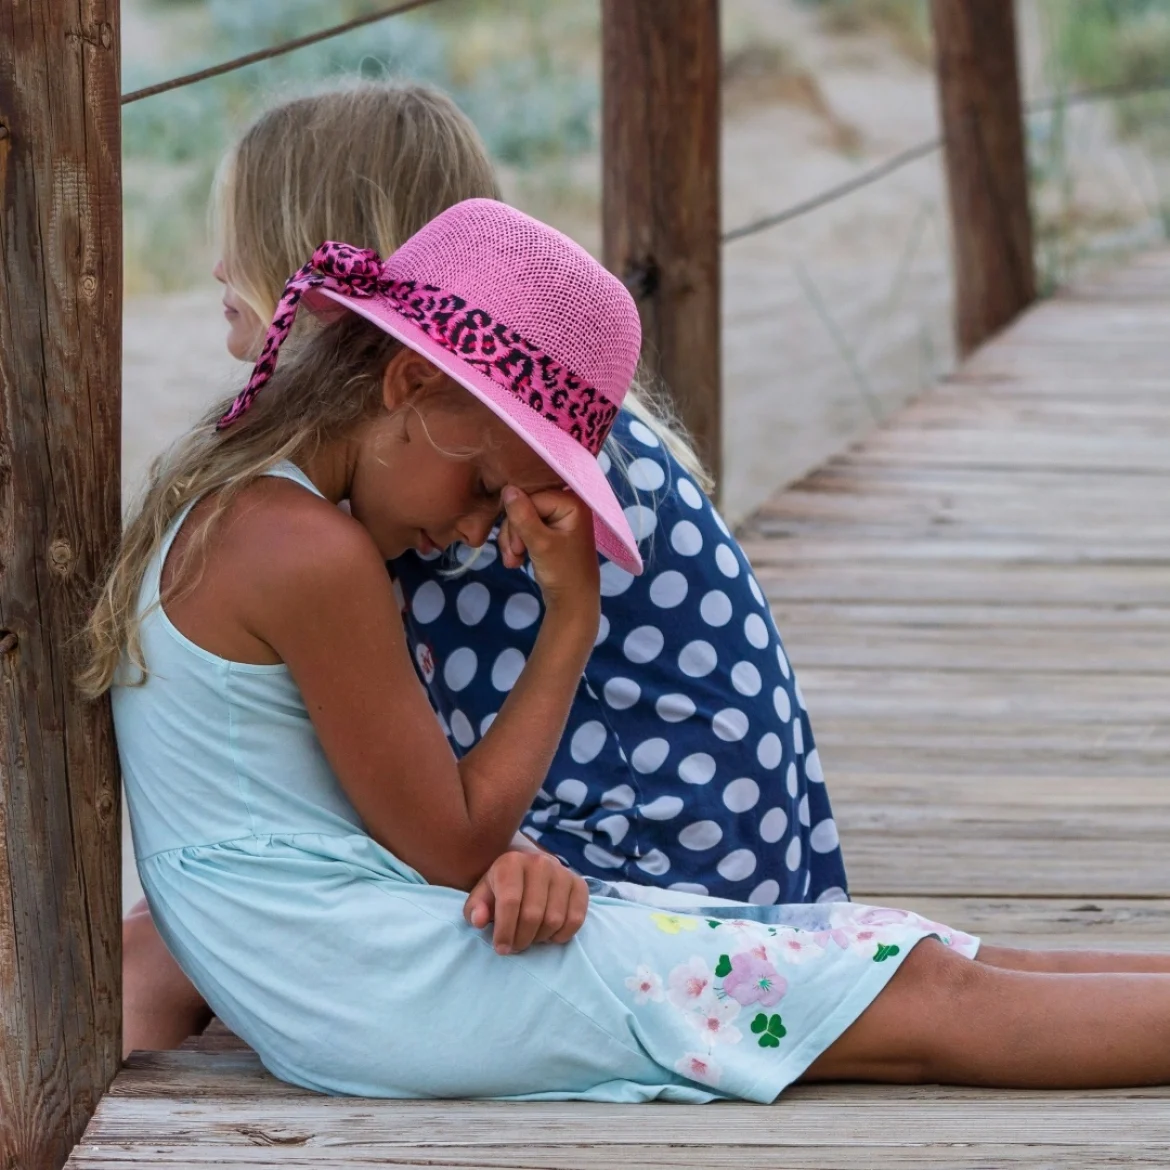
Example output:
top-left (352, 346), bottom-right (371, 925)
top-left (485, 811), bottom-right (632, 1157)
top-left (751, 1013), bottom-right (787, 1048)
top-left (707, 919), bottom-right (721, 929)
top-left (715, 954), bottom-right (733, 978)
top-left (874, 943), bottom-right (902, 963)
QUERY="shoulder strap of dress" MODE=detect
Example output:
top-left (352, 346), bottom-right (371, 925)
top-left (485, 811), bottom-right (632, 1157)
top-left (263, 460), bottom-right (326, 499)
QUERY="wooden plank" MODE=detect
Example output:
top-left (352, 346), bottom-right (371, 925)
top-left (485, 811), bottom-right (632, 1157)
top-left (930, 0), bottom-right (1035, 354)
top-left (601, 0), bottom-right (721, 484)
top-left (0, 5), bottom-right (123, 1169)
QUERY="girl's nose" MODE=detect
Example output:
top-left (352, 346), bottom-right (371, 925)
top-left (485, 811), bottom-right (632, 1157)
top-left (213, 260), bottom-right (227, 285)
top-left (457, 507), bottom-right (499, 551)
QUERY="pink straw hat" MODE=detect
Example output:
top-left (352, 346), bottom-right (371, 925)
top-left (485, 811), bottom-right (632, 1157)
top-left (218, 198), bottom-right (645, 575)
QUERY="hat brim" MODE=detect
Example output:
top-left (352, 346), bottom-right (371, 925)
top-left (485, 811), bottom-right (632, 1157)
top-left (311, 286), bottom-right (644, 576)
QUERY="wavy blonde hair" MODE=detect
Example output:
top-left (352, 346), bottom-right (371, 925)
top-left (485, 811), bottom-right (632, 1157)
top-left (81, 81), bottom-right (712, 694)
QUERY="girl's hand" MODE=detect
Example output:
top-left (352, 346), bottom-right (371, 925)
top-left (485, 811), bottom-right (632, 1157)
top-left (463, 849), bottom-right (589, 955)
top-left (496, 487), bottom-right (600, 614)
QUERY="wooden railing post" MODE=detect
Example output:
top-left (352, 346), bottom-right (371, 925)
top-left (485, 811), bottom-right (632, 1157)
top-left (931, 0), bottom-right (1036, 357)
top-left (1, 6), bottom-right (123, 1168)
top-left (601, 0), bottom-right (722, 489)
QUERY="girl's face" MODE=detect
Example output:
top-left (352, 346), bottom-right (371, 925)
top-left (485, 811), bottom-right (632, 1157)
top-left (346, 363), bottom-right (563, 561)
top-left (213, 259), bottom-right (266, 361)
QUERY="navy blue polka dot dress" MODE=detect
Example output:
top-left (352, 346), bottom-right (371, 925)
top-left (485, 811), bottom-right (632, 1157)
top-left (390, 411), bottom-right (849, 905)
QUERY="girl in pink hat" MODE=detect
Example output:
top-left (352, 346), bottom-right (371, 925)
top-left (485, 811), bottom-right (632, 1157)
top-left (89, 199), bottom-right (1170, 1101)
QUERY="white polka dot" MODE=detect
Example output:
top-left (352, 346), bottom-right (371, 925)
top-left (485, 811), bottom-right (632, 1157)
top-left (803, 871), bottom-right (811, 898)
top-left (717, 849), bottom-right (757, 881)
top-left (678, 821), bottom-right (723, 851)
top-left (757, 732), bottom-right (782, 770)
top-left (773, 686), bottom-right (792, 723)
top-left (656, 692), bottom-right (695, 723)
top-left (715, 544), bottom-right (740, 578)
top-left (759, 807), bottom-right (789, 844)
top-left (556, 778), bottom-right (588, 808)
top-left (744, 613), bottom-right (769, 649)
top-left (640, 794), bottom-right (684, 820)
top-left (435, 709), bottom-right (450, 736)
top-left (631, 738), bottom-right (670, 774)
top-left (670, 520), bottom-right (703, 556)
top-left (601, 784), bottom-right (635, 810)
top-left (570, 721), bottom-right (607, 764)
top-left (712, 708), bottom-right (749, 742)
top-left (454, 582), bottom-right (488, 626)
top-left (635, 848), bottom-right (671, 875)
top-left (415, 545), bottom-right (442, 563)
top-left (677, 478), bottom-right (703, 509)
top-left (604, 677), bottom-right (641, 710)
top-left (816, 885), bottom-right (848, 904)
top-left (722, 777), bottom-right (760, 813)
top-left (649, 570), bottom-right (688, 608)
top-left (679, 640), bottom-right (717, 678)
top-left (443, 647), bottom-right (478, 692)
top-left (748, 575), bottom-right (766, 607)
top-left (806, 748), bottom-right (824, 783)
top-left (503, 592), bottom-right (541, 630)
top-left (600, 562), bottom-right (634, 596)
top-left (770, 649), bottom-right (786, 684)
top-left (584, 842), bottom-right (624, 869)
top-left (669, 881), bottom-right (709, 895)
top-left (480, 712), bottom-right (497, 735)
top-left (597, 814), bottom-right (630, 845)
top-left (713, 510), bottom-right (731, 538)
top-left (624, 503), bottom-right (658, 541)
top-left (595, 613), bottom-right (610, 646)
top-left (414, 642), bottom-right (435, 683)
top-left (786, 762), bottom-right (799, 798)
top-left (450, 710), bottom-right (475, 747)
top-left (627, 458), bottom-right (666, 493)
top-left (798, 794), bottom-right (810, 827)
top-left (558, 818), bottom-right (592, 841)
top-left (793, 718), bottom-right (805, 755)
top-left (597, 449), bottom-right (612, 476)
top-left (491, 648), bottom-right (525, 691)
top-left (628, 418), bottom-right (660, 447)
top-left (699, 590), bottom-right (732, 627)
top-left (731, 661), bottom-right (762, 697)
top-left (624, 625), bottom-right (664, 664)
top-left (456, 541), bottom-right (497, 570)
top-left (749, 879), bottom-right (780, 906)
top-left (411, 581), bottom-right (445, 624)
top-left (392, 577), bottom-right (406, 611)
top-left (679, 753), bottom-right (716, 785)
top-left (785, 837), bottom-right (802, 872)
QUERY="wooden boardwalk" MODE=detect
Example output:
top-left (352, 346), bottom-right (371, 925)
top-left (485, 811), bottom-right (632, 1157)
top-left (68, 251), bottom-right (1170, 1167)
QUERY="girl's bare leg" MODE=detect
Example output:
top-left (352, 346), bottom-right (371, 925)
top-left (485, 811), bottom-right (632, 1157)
top-left (977, 943), bottom-right (1170, 975)
top-left (123, 899), bottom-right (212, 1059)
top-left (804, 939), bottom-right (1170, 1088)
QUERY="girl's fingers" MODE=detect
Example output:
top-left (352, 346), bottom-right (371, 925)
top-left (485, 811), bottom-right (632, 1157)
top-left (549, 874), bottom-right (590, 945)
top-left (533, 867), bottom-right (573, 944)
top-left (487, 856), bottom-right (527, 955)
top-left (463, 874), bottom-right (495, 930)
top-left (509, 859), bottom-right (553, 954)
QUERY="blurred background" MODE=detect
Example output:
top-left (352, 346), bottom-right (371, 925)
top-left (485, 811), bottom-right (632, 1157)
top-left (122, 0), bottom-right (1170, 525)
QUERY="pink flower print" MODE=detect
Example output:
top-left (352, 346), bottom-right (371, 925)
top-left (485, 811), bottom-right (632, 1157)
top-left (855, 907), bottom-right (913, 928)
top-left (667, 956), bottom-right (715, 1010)
top-left (687, 996), bottom-right (743, 1046)
top-left (675, 1052), bottom-right (722, 1087)
top-left (811, 927), bottom-right (852, 951)
top-left (625, 965), bottom-right (665, 1005)
top-left (723, 950), bottom-right (787, 1008)
top-left (774, 934), bottom-right (824, 964)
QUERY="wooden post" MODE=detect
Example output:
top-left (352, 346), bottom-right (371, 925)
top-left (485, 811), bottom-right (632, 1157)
top-left (931, 0), bottom-right (1036, 356)
top-left (601, 0), bottom-right (722, 489)
top-left (1, 5), bottom-right (122, 1168)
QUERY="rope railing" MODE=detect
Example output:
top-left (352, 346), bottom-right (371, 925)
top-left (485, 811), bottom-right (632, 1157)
top-left (723, 73), bottom-right (1170, 245)
top-left (121, 0), bottom-right (444, 105)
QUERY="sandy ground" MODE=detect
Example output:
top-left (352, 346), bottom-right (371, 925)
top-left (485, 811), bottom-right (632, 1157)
top-left (119, 0), bottom-right (1161, 912)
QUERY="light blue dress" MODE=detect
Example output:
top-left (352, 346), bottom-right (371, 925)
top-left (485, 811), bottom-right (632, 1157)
top-left (113, 463), bottom-right (979, 1102)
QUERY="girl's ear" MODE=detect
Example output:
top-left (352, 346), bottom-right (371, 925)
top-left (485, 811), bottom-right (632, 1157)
top-left (380, 348), bottom-right (446, 413)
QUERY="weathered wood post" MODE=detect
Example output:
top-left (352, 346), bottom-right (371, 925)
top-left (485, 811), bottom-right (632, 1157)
top-left (1, 5), bottom-right (123, 1168)
top-left (601, 0), bottom-right (722, 488)
top-left (930, 0), bottom-right (1036, 356)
